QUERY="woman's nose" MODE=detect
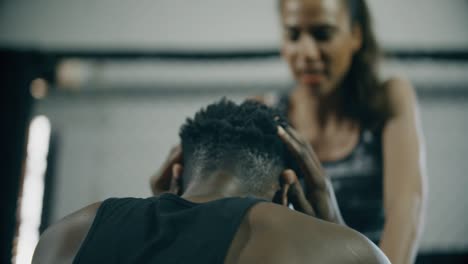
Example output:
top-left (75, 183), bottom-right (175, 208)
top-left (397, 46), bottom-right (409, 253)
top-left (297, 34), bottom-right (321, 63)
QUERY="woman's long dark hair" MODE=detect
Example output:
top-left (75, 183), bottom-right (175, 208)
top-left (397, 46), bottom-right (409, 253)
top-left (342, 0), bottom-right (392, 130)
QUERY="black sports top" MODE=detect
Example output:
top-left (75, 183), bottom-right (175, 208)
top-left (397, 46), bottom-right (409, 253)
top-left (73, 194), bottom-right (263, 264)
top-left (271, 92), bottom-right (385, 244)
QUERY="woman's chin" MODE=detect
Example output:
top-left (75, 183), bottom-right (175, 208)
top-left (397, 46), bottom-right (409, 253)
top-left (301, 82), bottom-right (326, 96)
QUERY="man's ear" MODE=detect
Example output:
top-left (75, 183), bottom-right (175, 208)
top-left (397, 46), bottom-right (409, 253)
top-left (172, 164), bottom-right (182, 177)
top-left (271, 171), bottom-right (287, 204)
top-left (171, 164), bottom-right (183, 194)
top-left (351, 24), bottom-right (363, 53)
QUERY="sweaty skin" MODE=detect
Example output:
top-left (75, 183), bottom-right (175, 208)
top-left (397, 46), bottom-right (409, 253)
top-left (33, 198), bottom-right (389, 264)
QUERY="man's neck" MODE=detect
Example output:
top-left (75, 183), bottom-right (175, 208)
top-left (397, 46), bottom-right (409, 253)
top-left (181, 171), bottom-right (268, 203)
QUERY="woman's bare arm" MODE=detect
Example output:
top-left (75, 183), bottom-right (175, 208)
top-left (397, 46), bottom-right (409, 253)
top-left (379, 77), bottom-right (428, 264)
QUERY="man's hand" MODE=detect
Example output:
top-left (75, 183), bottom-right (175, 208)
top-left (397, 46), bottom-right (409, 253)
top-left (277, 125), bottom-right (345, 224)
top-left (279, 169), bottom-right (316, 216)
top-left (150, 145), bottom-right (183, 195)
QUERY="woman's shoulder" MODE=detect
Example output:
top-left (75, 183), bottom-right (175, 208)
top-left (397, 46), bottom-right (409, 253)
top-left (380, 75), bottom-right (418, 117)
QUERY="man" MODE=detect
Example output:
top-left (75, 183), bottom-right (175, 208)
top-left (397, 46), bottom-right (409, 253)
top-left (33, 99), bottom-right (389, 263)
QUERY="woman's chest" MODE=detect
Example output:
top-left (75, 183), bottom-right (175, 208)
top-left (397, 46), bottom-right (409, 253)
top-left (292, 117), bottom-right (361, 163)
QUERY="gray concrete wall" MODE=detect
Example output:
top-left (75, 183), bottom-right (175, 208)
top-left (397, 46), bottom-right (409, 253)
top-left (1, 0), bottom-right (467, 50)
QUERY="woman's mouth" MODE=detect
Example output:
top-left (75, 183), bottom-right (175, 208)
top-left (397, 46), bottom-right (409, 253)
top-left (300, 73), bottom-right (324, 85)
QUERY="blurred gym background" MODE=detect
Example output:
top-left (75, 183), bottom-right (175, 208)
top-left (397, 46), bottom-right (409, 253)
top-left (1, 0), bottom-right (468, 263)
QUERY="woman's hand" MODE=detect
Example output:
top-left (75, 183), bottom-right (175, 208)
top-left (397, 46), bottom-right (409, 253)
top-left (277, 125), bottom-right (345, 224)
top-left (149, 145), bottom-right (183, 195)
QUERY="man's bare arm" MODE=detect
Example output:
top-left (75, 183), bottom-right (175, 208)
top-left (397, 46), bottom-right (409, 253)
top-left (345, 230), bottom-right (391, 264)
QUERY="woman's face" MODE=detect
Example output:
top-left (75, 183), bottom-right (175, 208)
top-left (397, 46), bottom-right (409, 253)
top-left (281, 0), bottom-right (362, 96)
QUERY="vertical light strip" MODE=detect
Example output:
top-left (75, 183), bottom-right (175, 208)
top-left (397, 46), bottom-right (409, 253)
top-left (14, 116), bottom-right (51, 264)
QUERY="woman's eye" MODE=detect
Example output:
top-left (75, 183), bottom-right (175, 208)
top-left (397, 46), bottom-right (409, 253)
top-left (286, 28), bottom-right (300, 42)
top-left (312, 28), bottom-right (334, 42)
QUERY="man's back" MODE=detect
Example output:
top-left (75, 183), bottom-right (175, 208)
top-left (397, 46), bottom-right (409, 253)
top-left (33, 195), bottom-right (388, 264)
top-left (228, 202), bottom-right (389, 264)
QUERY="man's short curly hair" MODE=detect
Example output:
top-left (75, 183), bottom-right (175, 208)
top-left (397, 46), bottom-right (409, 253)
top-left (180, 99), bottom-right (286, 195)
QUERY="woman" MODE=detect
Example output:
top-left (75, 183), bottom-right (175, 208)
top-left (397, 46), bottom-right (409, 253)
top-left (266, 0), bottom-right (426, 263)
top-left (152, 0), bottom-right (427, 263)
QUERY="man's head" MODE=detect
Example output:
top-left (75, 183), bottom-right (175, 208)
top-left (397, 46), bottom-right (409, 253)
top-left (180, 99), bottom-right (287, 198)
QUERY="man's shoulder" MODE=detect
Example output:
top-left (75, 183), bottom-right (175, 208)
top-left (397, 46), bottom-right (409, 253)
top-left (247, 202), bottom-right (347, 235)
top-left (32, 196), bottom-right (161, 263)
top-left (246, 202), bottom-right (390, 263)
top-left (32, 202), bottom-right (102, 264)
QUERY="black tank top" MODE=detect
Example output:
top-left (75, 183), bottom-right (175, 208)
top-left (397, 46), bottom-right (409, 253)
top-left (270, 92), bottom-right (385, 244)
top-left (73, 194), bottom-right (263, 263)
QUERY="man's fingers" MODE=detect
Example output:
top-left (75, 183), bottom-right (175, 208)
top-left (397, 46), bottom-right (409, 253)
top-left (284, 126), bottom-right (320, 165)
top-left (290, 183), bottom-right (316, 216)
top-left (282, 169), bottom-right (297, 184)
top-left (278, 126), bottom-right (315, 168)
top-left (278, 126), bottom-right (302, 155)
top-left (159, 145), bottom-right (183, 179)
top-left (170, 164), bottom-right (183, 194)
top-left (281, 169), bottom-right (296, 206)
top-left (151, 145), bottom-right (184, 195)
top-left (282, 170), bottom-right (317, 217)
top-left (169, 144), bottom-right (183, 162)
top-left (282, 183), bottom-right (290, 206)
top-left (278, 125), bottom-right (326, 191)
top-left (278, 126), bottom-right (315, 178)
top-left (284, 125), bottom-right (305, 144)
top-left (281, 169), bottom-right (297, 206)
